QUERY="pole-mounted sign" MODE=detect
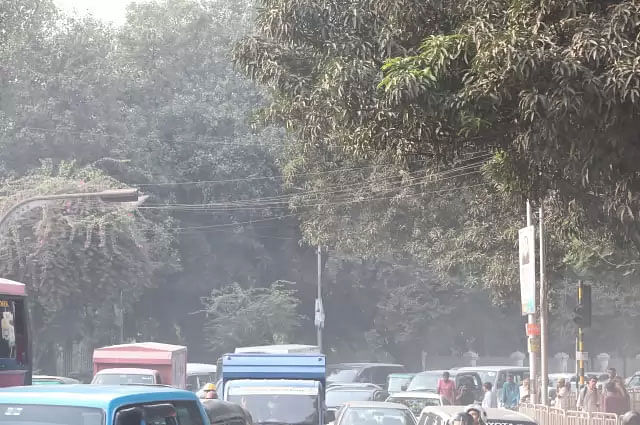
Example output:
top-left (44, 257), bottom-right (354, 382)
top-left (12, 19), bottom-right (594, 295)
top-left (519, 225), bottom-right (536, 315)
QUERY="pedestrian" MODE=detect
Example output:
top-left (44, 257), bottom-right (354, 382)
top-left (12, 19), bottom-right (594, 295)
top-left (466, 406), bottom-right (486, 425)
top-left (603, 381), bottom-right (627, 415)
top-left (614, 376), bottom-right (632, 412)
top-left (555, 378), bottom-right (572, 410)
top-left (501, 374), bottom-right (520, 409)
top-left (201, 383), bottom-right (217, 400)
top-left (438, 372), bottom-right (457, 405)
top-left (577, 376), bottom-right (601, 412)
top-left (621, 411), bottom-right (640, 425)
top-left (457, 383), bottom-right (475, 405)
top-left (482, 382), bottom-right (497, 409)
top-left (520, 377), bottom-right (530, 404)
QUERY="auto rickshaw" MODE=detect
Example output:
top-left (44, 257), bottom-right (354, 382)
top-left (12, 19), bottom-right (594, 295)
top-left (201, 399), bottom-right (253, 425)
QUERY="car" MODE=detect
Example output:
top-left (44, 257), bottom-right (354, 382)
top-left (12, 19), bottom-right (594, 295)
top-left (187, 363), bottom-right (217, 392)
top-left (91, 367), bottom-right (161, 385)
top-left (327, 383), bottom-right (390, 413)
top-left (333, 401), bottom-right (417, 425)
top-left (388, 373), bottom-right (417, 393)
top-left (417, 406), bottom-right (536, 425)
top-left (32, 375), bottom-right (81, 385)
top-left (626, 371), bottom-right (640, 390)
top-left (0, 384), bottom-right (210, 425)
top-left (327, 363), bottom-right (406, 388)
top-left (386, 391), bottom-right (446, 417)
top-left (407, 370), bottom-right (483, 403)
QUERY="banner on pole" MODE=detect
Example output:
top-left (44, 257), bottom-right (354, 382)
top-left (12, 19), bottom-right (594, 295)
top-left (519, 225), bottom-right (536, 315)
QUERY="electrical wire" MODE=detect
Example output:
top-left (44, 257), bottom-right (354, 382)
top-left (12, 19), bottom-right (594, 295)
top-left (168, 182), bottom-right (489, 231)
top-left (138, 157), bottom-right (490, 210)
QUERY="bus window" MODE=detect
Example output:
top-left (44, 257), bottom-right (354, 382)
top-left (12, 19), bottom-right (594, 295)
top-left (0, 298), bottom-right (27, 365)
top-left (0, 299), bottom-right (17, 359)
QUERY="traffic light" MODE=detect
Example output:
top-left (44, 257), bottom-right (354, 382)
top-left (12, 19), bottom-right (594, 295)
top-left (573, 284), bottom-right (591, 328)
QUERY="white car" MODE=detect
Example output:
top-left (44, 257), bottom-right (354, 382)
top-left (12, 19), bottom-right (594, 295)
top-left (418, 406), bottom-right (536, 425)
top-left (386, 391), bottom-right (446, 417)
top-left (333, 401), bottom-right (417, 425)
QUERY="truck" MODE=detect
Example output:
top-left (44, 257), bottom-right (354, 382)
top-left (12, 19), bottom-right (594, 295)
top-left (91, 342), bottom-right (187, 389)
top-left (221, 352), bottom-right (328, 425)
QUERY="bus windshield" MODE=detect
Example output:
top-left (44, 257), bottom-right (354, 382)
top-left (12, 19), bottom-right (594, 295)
top-left (0, 298), bottom-right (25, 360)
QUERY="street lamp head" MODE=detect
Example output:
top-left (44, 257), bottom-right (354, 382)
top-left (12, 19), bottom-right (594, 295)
top-left (97, 189), bottom-right (139, 203)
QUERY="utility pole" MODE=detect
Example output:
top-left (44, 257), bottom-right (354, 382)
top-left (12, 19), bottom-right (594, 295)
top-left (316, 245), bottom-right (323, 352)
top-left (526, 200), bottom-right (539, 404)
top-left (120, 289), bottom-right (125, 344)
top-left (539, 203), bottom-right (548, 405)
top-left (577, 280), bottom-right (585, 387)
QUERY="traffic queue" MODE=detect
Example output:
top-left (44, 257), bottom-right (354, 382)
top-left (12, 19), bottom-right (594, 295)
top-left (0, 343), bottom-right (540, 425)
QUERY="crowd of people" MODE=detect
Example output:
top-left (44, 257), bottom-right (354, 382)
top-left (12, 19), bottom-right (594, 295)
top-left (435, 368), bottom-right (639, 416)
top-left (569, 368), bottom-right (632, 414)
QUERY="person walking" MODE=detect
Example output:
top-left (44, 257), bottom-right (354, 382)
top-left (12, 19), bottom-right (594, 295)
top-left (501, 375), bottom-right (520, 409)
top-left (438, 372), bottom-right (457, 405)
top-left (555, 378), bottom-right (572, 410)
top-left (482, 382), bottom-right (497, 409)
top-left (520, 378), bottom-right (531, 404)
top-left (614, 376), bottom-right (632, 412)
top-left (457, 383), bottom-right (476, 405)
top-left (603, 381), bottom-right (627, 415)
top-left (577, 377), bottom-right (601, 412)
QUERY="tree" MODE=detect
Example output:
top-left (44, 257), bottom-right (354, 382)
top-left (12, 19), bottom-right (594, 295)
top-left (0, 161), bottom-right (176, 370)
top-left (234, 0), bottom-right (640, 357)
top-left (201, 281), bottom-right (301, 355)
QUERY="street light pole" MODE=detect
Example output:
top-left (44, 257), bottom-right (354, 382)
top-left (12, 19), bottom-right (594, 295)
top-left (0, 189), bottom-right (139, 235)
top-left (317, 245), bottom-right (323, 352)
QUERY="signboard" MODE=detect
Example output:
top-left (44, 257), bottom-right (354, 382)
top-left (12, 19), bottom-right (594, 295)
top-left (528, 336), bottom-right (540, 353)
top-left (576, 351), bottom-right (589, 361)
top-left (519, 226), bottom-right (536, 315)
top-left (526, 323), bottom-right (540, 336)
top-left (314, 298), bottom-right (325, 329)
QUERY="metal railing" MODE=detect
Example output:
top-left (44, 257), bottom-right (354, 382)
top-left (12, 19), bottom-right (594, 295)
top-left (519, 404), bottom-right (621, 425)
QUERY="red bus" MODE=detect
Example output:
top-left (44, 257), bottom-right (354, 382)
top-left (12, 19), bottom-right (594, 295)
top-left (0, 278), bottom-right (31, 387)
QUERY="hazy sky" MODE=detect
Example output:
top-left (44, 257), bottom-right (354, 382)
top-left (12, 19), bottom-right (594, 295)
top-left (54, 0), bottom-right (140, 24)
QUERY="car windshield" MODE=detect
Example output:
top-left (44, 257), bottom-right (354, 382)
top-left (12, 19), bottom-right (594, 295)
top-left (387, 377), bottom-right (412, 393)
top-left (474, 371), bottom-right (497, 385)
top-left (91, 373), bottom-right (154, 385)
top-left (341, 407), bottom-right (415, 425)
top-left (386, 397), bottom-right (440, 416)
top-left (326, 390), bottom-right (373, 407)
top-left (227, 393), bottom-right (318, 425)
top-left (407, 373), bottom-right (440, 391)
top-left (0, 404), bottom-right (104, 425)
top-left (327, 367), bottom-right (359, 383)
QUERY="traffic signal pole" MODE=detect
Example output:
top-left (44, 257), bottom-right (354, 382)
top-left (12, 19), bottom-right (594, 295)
top-left (539, 203), bottom-right (549, 405)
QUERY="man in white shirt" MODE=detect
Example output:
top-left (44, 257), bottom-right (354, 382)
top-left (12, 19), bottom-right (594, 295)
top-left (482, 382), bottom-right (497, 408)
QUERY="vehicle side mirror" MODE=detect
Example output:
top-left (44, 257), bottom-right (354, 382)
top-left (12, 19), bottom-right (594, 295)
top-left (325, 410), bottom-right (336, 424)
